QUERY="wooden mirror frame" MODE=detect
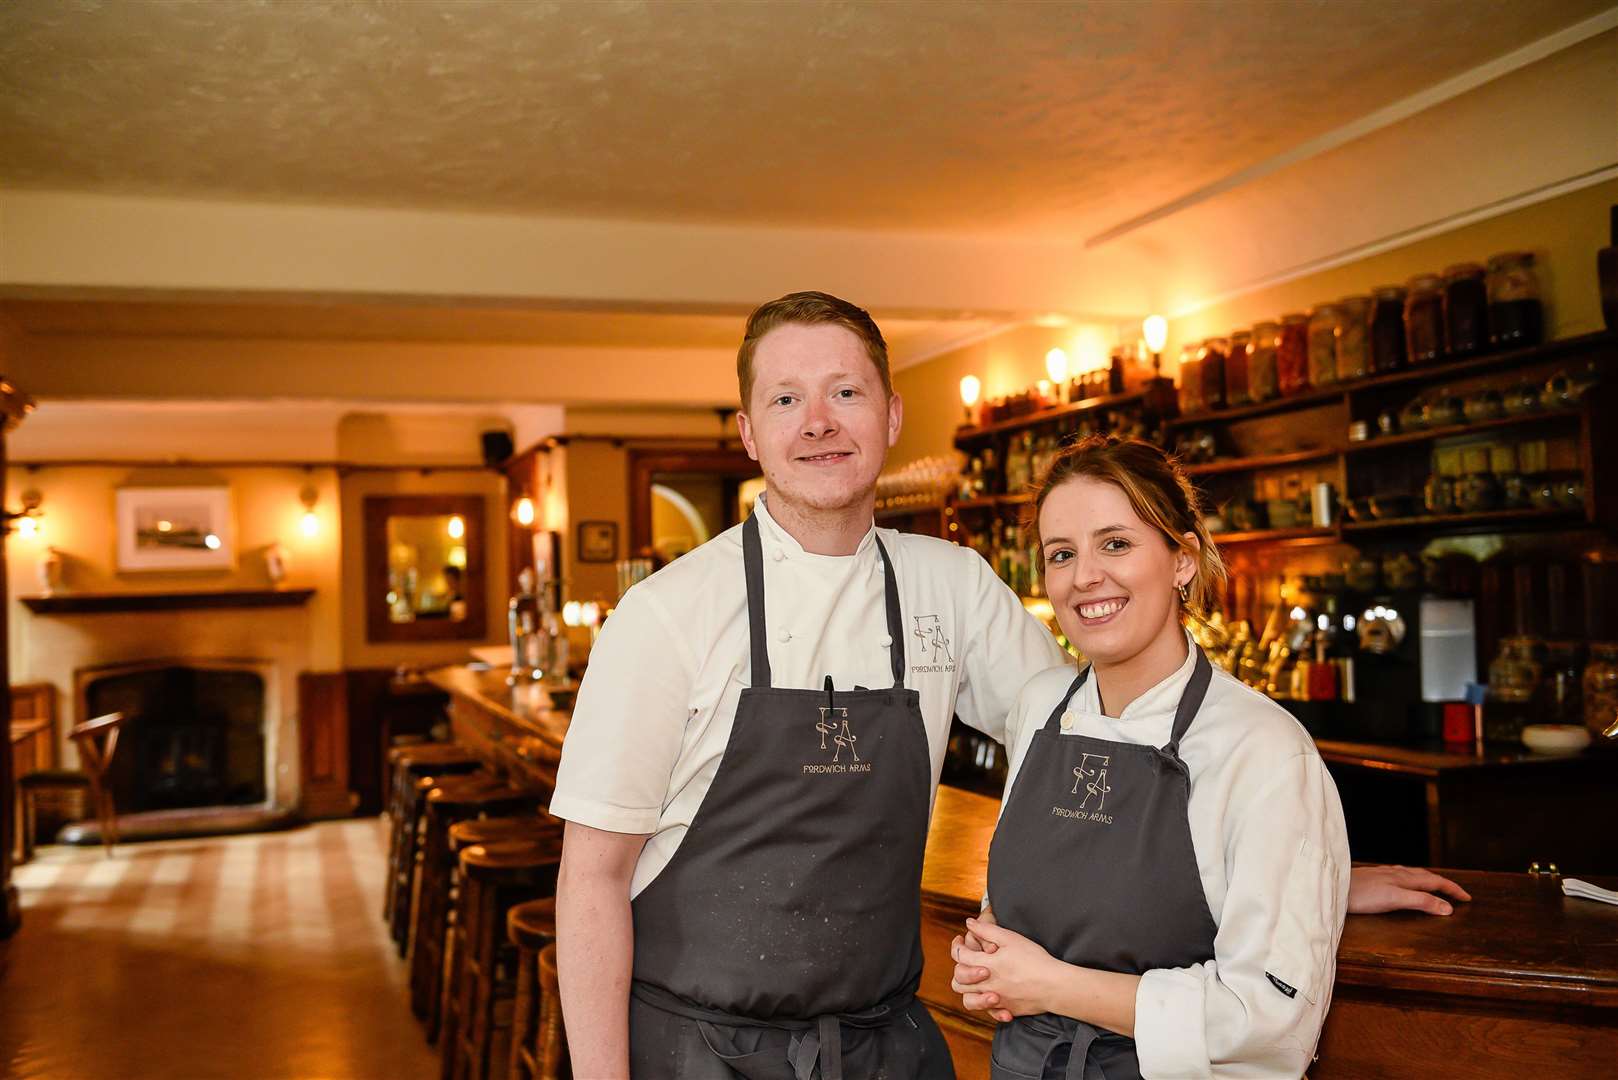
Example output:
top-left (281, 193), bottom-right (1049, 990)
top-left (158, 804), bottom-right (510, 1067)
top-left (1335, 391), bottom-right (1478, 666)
top-left (363, 494), bottom-right (488, 643)
top-left (627, 448), bottom-right (761, 557)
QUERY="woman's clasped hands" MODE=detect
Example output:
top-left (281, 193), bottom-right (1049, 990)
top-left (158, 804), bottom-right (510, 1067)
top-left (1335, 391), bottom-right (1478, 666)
top-left (949, 907), bottom-right (1060, 1023)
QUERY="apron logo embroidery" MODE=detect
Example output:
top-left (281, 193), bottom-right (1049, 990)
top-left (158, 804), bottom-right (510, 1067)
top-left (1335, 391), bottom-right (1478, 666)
top-left (805, 707), bottom-right (870, 774)
top-left (910, 615), bottom-right (956, 674)
top-left (1053, 753), bottom-right (1114, 823)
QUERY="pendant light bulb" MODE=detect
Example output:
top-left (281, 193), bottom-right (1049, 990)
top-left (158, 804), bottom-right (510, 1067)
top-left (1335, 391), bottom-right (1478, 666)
top-left (448, 514), bottom-right (466, 540)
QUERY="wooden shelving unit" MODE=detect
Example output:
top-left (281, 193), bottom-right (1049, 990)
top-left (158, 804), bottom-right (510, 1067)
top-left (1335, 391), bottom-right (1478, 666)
top-left (1341, 408), bottom-right (1581, 454)
top-left (954, 389), bottom-right (1147, 446)
top-left (1182, 448), bottom-right (1338, 476)
top-left (1340, 506), bottom-right (1581, 535)
top-left (1167, 330), bottom-right (1615, 430)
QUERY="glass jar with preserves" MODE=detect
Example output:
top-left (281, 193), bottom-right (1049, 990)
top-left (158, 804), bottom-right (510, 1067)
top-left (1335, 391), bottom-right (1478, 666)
top-left (1277, 313), bottom-right (1310, 395)
top-left (1404, 274), bottom-right (1445, 365)
top-left (1486, 251), bottom-right (1544, 349)
top-left (1583, 641), bottom-right (1618, 739)
top-left (1487, 635), bottom-right (1543, 742)
top-left (1177, 344), bottom-right (1203, 415)
top-left (1225, 330), bottom-right (1252, 406)
top-left (1335, 295), bottom-right (1372, 381)
top-left (1248, 321), bottom-right (1279, 402)
top-left (1370, 285), bottom-right (1407, 371)
top-left (1197, 338), bottom-right (1228, 411)
top-left (1307, 305), bottom-right (1340, 386)
top-left (1442, 263), bottom-right (1489, 358)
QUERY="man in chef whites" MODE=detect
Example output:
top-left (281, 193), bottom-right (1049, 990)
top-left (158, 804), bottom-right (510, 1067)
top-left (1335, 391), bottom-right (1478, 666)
top-left (551, 291), bottom-right (1469, 1079)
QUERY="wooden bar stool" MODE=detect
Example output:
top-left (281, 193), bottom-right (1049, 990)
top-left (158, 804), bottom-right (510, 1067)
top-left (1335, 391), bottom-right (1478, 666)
top-left (536, 945), bottom-right (567, 1080)
top-left (16, 712), bottom-right (125, 860)
top-left (506, 899), bottom-right (566, 1080)
top-left (442, 838), bottom-right (563, 1080)
top-left (384, 744), bottom-right (483, 930)
top-left (410, 777), bottom-right (545, 1040)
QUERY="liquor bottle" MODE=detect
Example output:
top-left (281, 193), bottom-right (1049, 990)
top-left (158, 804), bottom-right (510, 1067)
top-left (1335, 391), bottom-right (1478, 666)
top-left (508, 567), bottom-right (544, 685)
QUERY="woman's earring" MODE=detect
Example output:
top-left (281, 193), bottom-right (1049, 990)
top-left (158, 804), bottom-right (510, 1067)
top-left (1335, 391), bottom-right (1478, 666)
top-left (1178, 583), bottom-right (1190, 603)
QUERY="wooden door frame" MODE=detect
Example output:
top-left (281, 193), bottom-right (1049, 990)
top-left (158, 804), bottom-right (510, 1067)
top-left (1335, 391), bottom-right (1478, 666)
top-left (627, 449), bottom-right (761, 556)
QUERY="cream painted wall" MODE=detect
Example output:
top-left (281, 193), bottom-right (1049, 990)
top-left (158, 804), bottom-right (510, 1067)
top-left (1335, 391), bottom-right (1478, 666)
top-left (1165, 176), bottom-right (1618, 362)
top-left (563, 441), bottom-right (629, 605)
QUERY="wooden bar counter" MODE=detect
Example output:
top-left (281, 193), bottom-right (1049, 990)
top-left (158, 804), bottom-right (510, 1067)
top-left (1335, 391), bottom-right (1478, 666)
top-left (917, 786), bottom-right (1618, 1079)
top-left (425, 664), bottom-right (572, 791)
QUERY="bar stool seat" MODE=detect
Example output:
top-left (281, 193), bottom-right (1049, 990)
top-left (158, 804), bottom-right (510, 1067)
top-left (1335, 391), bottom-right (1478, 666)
top-left (443, 839), bottom-right (563, 1080)
top-left (411, 777), bottom-right (546, 1041)
top-left (449, 815), bottom-right (561, 854)
top-left (506, 897), bottom-right (556, 953)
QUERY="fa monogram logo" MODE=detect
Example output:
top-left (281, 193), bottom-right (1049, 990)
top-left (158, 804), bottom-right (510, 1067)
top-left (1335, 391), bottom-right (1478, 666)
top-left (911, 615), bottom-right (953, 664)
top-left (1070, 753), bottom-right (1112, 811)
top-left (816, 706), bottom-right (858, 763)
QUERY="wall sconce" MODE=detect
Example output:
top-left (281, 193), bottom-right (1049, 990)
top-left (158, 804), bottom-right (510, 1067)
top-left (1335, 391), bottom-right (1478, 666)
top-left (514, 496), bottom-right (536, 528)
top-left (447, 514), bottom-right (466, 540)
top-left (1142, 315), bottom-right (1168, 376)
top-left (299, 485), bottom-right (319, 537)
top-left (959, 375), bottom-right (982, 426)
top-left (3, 489), bottom-right (44, 538)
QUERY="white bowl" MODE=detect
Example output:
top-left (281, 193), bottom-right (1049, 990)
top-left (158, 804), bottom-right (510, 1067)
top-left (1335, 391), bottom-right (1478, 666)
top-left (1521, 724), bottom-right (1591, 756)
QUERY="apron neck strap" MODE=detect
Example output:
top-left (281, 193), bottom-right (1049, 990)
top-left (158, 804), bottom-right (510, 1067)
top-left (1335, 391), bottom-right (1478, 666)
top-left (1163, 645), bottom-right (1213, 757)
top-left (1037, 643), bottom-right (1212, 754)
top-left (742, 514), bottom-right (773, 688)
top-left (1040, 665), bottom-right (1091, 733)
top-left (741, 513), bottom-right (908, 691)
top-left (873, 535), bottom-right (906, 688)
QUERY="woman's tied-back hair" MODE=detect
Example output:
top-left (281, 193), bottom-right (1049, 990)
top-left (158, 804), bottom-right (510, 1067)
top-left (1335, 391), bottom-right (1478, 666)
top-left (1029, 434), bottom-right (1227, 621)
top-left (736, 291), bottom-right (891, 410)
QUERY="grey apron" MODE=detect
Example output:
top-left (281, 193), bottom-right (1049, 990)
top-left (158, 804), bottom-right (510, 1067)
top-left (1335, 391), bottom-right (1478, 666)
top-left (628, 513), bottom-right (953, 1080)
top-left (984, 647), bottom-right (1218, 1080)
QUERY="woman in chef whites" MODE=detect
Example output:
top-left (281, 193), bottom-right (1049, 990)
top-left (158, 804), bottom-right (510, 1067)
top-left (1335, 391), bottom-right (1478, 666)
top-left (952, 435), bottom-right (1351, 1080)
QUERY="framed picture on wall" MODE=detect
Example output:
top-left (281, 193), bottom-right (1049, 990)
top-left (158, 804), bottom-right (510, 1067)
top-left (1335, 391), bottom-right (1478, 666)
top-left (115, 486), bottom-right (236, 571)
top-left (577, 520), bottom-right (618, 563)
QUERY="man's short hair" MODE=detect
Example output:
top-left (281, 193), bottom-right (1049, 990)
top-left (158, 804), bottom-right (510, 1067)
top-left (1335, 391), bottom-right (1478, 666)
top-left (736, 291), bottom-right (891, 410)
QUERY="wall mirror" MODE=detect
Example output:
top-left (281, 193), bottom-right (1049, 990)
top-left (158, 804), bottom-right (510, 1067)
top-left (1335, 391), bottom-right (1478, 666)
top-left (363, 494), bottom-right (487, 642)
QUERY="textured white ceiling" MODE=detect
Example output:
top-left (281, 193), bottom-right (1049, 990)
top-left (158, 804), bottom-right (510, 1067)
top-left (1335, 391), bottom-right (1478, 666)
top-left (2, 0), bottom-right (1609, 238)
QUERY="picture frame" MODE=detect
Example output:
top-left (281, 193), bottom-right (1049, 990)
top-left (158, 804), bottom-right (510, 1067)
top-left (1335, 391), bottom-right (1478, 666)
top-left (115, 486), bottom-right (236, 572)
top-left (577, 519), bottom-right (618, 563)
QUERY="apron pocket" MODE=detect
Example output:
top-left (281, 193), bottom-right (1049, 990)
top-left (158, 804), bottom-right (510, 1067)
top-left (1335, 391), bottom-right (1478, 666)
top-left (990, 1017), bottom-right (1064, 1080)
top-left (1264, 835), bottom-right (1335, 1007)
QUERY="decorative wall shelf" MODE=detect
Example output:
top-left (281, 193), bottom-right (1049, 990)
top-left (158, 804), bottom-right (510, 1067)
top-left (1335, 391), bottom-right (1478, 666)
top-left (21, 589), bottom-right (316, 615)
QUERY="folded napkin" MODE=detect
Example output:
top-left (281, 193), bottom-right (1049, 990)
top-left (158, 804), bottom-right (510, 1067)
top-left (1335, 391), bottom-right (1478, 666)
top-left (1562, 878), bottom-right (1618, 906)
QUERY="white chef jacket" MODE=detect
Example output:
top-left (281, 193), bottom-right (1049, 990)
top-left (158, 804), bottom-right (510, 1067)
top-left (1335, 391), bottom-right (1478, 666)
top-left (998, 635), bottom-right (1351, 1079)
top-left (551, 495), bottom-right (1066, 897)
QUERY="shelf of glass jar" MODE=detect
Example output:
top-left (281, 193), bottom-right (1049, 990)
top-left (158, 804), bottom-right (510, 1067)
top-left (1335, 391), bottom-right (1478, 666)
top-left (1167, 329), bottom-right (1611, 429)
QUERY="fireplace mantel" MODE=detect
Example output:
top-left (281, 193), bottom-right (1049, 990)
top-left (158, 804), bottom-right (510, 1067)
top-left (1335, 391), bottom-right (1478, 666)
top-left (21, 589), bottom-right (315, 615)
